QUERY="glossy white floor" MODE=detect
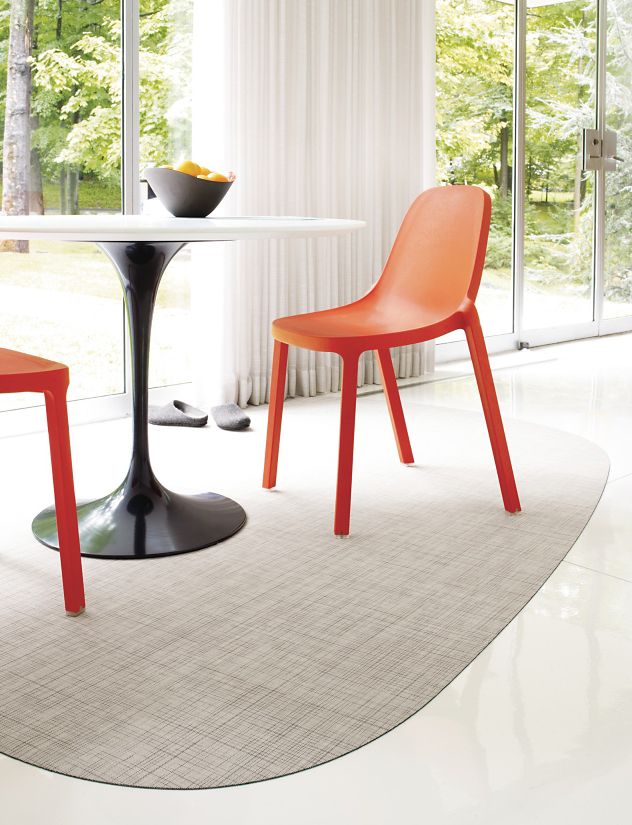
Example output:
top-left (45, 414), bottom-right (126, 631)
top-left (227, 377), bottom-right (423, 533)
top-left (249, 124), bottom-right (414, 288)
top-left (2, 333), bottom-right (632, 824)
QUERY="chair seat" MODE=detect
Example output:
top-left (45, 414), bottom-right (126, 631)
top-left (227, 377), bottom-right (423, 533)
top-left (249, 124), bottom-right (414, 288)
top-left (0, 348), bottom-right (68, 394)
top-left (272, 297), bottom-right (460, 352)
top-left (0, 347), bottom-right (66, 377)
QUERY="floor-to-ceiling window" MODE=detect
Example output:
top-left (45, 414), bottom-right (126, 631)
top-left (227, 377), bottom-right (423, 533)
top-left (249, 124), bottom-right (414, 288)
top-left (436, 0), bottom-right (632, 353)
top-left (0, 0), bottom-right (124, 409)
top-left (0, 0), bottom-right (195, 414)
top-left (436, 0), bottom-right (515, 339)
top-left (522, 0), bottom-right (596, 331)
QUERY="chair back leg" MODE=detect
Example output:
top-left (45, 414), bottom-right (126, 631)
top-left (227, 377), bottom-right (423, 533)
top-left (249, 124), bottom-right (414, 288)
top-left (263, 340), bottom-right (289, 489)
top-left (464, 310), bottom-right (521, 513)
top-left (334, 354), bottom-right (360, 536)
top-left (44, 386), bottom-right (85, 615)
top-left (375, 348), bottom-right (414, 464)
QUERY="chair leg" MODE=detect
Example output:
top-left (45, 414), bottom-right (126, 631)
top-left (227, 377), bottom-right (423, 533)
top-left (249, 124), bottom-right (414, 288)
top-left (44, 387), bottom-right (85, 616)
top-left (375, 348), bottom-right (414, 464)
top-left (464, 310), bottom-right (521, 513)
top-left (334, 354), bottom-right (360, 536)
top-left (263, 340), bottom-right (289, 489)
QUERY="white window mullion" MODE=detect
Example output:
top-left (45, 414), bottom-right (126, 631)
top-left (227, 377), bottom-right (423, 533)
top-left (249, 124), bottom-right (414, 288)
top-left (512, 0), bottom-right (527, 346)
top-left (120, 0), bottom-right (140, 402)
top-left (122, 0), bottom-right (141, 216)
top-left (594, 0), bottom-right (607, 329)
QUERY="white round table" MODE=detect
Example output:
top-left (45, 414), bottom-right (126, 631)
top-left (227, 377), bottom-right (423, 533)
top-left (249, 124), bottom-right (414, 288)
top-left (0, 214), bottom-right (364, 559)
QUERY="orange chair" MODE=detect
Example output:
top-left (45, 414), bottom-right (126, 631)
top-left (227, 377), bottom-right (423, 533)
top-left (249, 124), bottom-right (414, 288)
top-left (0, 348), bottom-right (85, 615)
top-left (263, 185), bottom-right (521, 535)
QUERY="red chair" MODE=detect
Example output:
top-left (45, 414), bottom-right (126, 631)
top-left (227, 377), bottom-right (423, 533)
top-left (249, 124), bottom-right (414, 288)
top-left (0, 348), bottom-right (85, 615)
top-left (263, 185), bottom-right (520, 535)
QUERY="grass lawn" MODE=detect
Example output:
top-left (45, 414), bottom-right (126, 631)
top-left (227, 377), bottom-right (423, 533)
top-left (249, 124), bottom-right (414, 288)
top-left (0, 177), bottom-right (121, 213)
top-left (528, 190), bottom-right (574, 204)
top-left (41, 178), bottom-right (121, 212)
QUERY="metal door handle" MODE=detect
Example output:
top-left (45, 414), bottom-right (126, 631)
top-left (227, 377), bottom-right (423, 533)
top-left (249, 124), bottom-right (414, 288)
top-left (583, 128), bottom-right (623, 170)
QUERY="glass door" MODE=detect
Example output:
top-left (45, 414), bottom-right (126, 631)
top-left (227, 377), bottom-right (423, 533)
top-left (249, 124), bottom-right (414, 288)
top-left (520, 0), bottom-right (632, 344)
top-left (435, 0), bottom-right (632, 357)
top-left (522, 0), bottom-right (597, 336)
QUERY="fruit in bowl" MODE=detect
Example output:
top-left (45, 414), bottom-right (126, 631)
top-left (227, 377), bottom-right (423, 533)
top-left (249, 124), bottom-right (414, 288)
top-left (197, 171), bottom-right (230, 182)
top-left (143, 161), bottom-right (236, 218)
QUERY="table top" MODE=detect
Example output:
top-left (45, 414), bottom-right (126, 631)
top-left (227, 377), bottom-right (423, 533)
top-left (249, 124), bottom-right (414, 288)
top-left (0, 214), bottom-right (365, 242)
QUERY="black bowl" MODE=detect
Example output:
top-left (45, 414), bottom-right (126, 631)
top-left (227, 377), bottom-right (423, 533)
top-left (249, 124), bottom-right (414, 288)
top-left (143, 167), bottom-right (233, 218)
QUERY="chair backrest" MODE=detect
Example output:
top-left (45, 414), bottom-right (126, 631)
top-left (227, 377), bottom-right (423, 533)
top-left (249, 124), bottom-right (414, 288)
top-left (372, 185), bottom-right (491, 315)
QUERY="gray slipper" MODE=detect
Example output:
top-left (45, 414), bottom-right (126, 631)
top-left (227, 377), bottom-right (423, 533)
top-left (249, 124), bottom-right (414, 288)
top-left (149, 400), bottom-right (208, 427)
top-left (211, 403), bottom-right (251, 431)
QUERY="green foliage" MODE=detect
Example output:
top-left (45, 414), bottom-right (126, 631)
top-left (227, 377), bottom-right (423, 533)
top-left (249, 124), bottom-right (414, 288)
top-left (436, 0), bottom-right (514, 191)
top-left (436, 0), bottom-right (594, 199)
top-left (603, 0), bottom-right (632, 304)
top-left (31, 21), bottom-right (122, 180)
top-left (486, 195), bottom-right (512, 272)
top-left (436, 0), bottom-right (632, 310)
top-left (0, 0), bottom-right (191, 192)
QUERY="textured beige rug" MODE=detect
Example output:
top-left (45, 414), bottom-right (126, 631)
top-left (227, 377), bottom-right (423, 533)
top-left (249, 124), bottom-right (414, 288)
top-left (0, 402), bottom-right (608, 789)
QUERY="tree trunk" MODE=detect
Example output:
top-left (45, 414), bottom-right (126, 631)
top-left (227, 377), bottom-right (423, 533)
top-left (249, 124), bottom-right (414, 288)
top-left (526, 156), bottom-right (533, 196)
top-left (60, 166), bottom-right (80, 214)
top-left (499, 125), bottom-right (509, 200)
top-left (60, 166), bottom-right (67, 213)
top-left (66, 168), bottom-right (79, 214)
top-left (574, 19), bottom-right (586, 234)
top-left (62, 103), bottom-right (81, 214)
top-left (1, 0), bottom-right (36, 253)
top-left (29, 7), bottom-right (43, 215)
top-left (56, 0), bottom-right (62, 41)
top-left (574, 133), bottom-right (583, 213)
top-left (30, 146), bottom-right (44, 214)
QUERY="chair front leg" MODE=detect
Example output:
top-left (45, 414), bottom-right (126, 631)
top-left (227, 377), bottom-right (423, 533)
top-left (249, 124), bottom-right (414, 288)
top-left (334, 353), bottom-right (360, 536)
top-left (376, 348), bottom-right (414, 464)
top-left (44, 386), bottom-right (85, 616)
top-left (464, 309), bottom-right (521, 513)
top-left (263, 340), bottom-right (289, 489)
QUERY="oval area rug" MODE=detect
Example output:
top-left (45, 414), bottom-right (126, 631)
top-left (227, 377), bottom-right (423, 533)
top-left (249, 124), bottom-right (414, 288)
top-left (0, 404), bottom-right (609, 789)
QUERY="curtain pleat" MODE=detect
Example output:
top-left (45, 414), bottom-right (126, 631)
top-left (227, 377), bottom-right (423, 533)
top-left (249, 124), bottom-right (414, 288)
top-left (194, 0), bottom-right (435, 408)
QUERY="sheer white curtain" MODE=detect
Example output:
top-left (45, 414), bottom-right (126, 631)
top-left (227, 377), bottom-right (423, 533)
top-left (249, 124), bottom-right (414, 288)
top-left (191, 0), bottom-right (436, 408)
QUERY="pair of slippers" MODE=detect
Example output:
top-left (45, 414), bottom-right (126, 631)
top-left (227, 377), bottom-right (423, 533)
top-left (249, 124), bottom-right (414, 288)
top-left (149, 401), bottom-right (250, 431)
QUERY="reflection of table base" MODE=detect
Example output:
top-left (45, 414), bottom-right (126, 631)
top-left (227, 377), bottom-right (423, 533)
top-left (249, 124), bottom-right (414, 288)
top-left (32, 239), bottom-right (247, 559)
top-left (32, 474), bottom-right (247, 559)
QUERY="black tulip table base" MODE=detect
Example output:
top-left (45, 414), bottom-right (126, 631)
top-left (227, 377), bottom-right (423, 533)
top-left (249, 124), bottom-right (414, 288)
top-left (32, 472), bottom-right (247, 559)
top-left (31, 239), bottom-right (247, 559)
